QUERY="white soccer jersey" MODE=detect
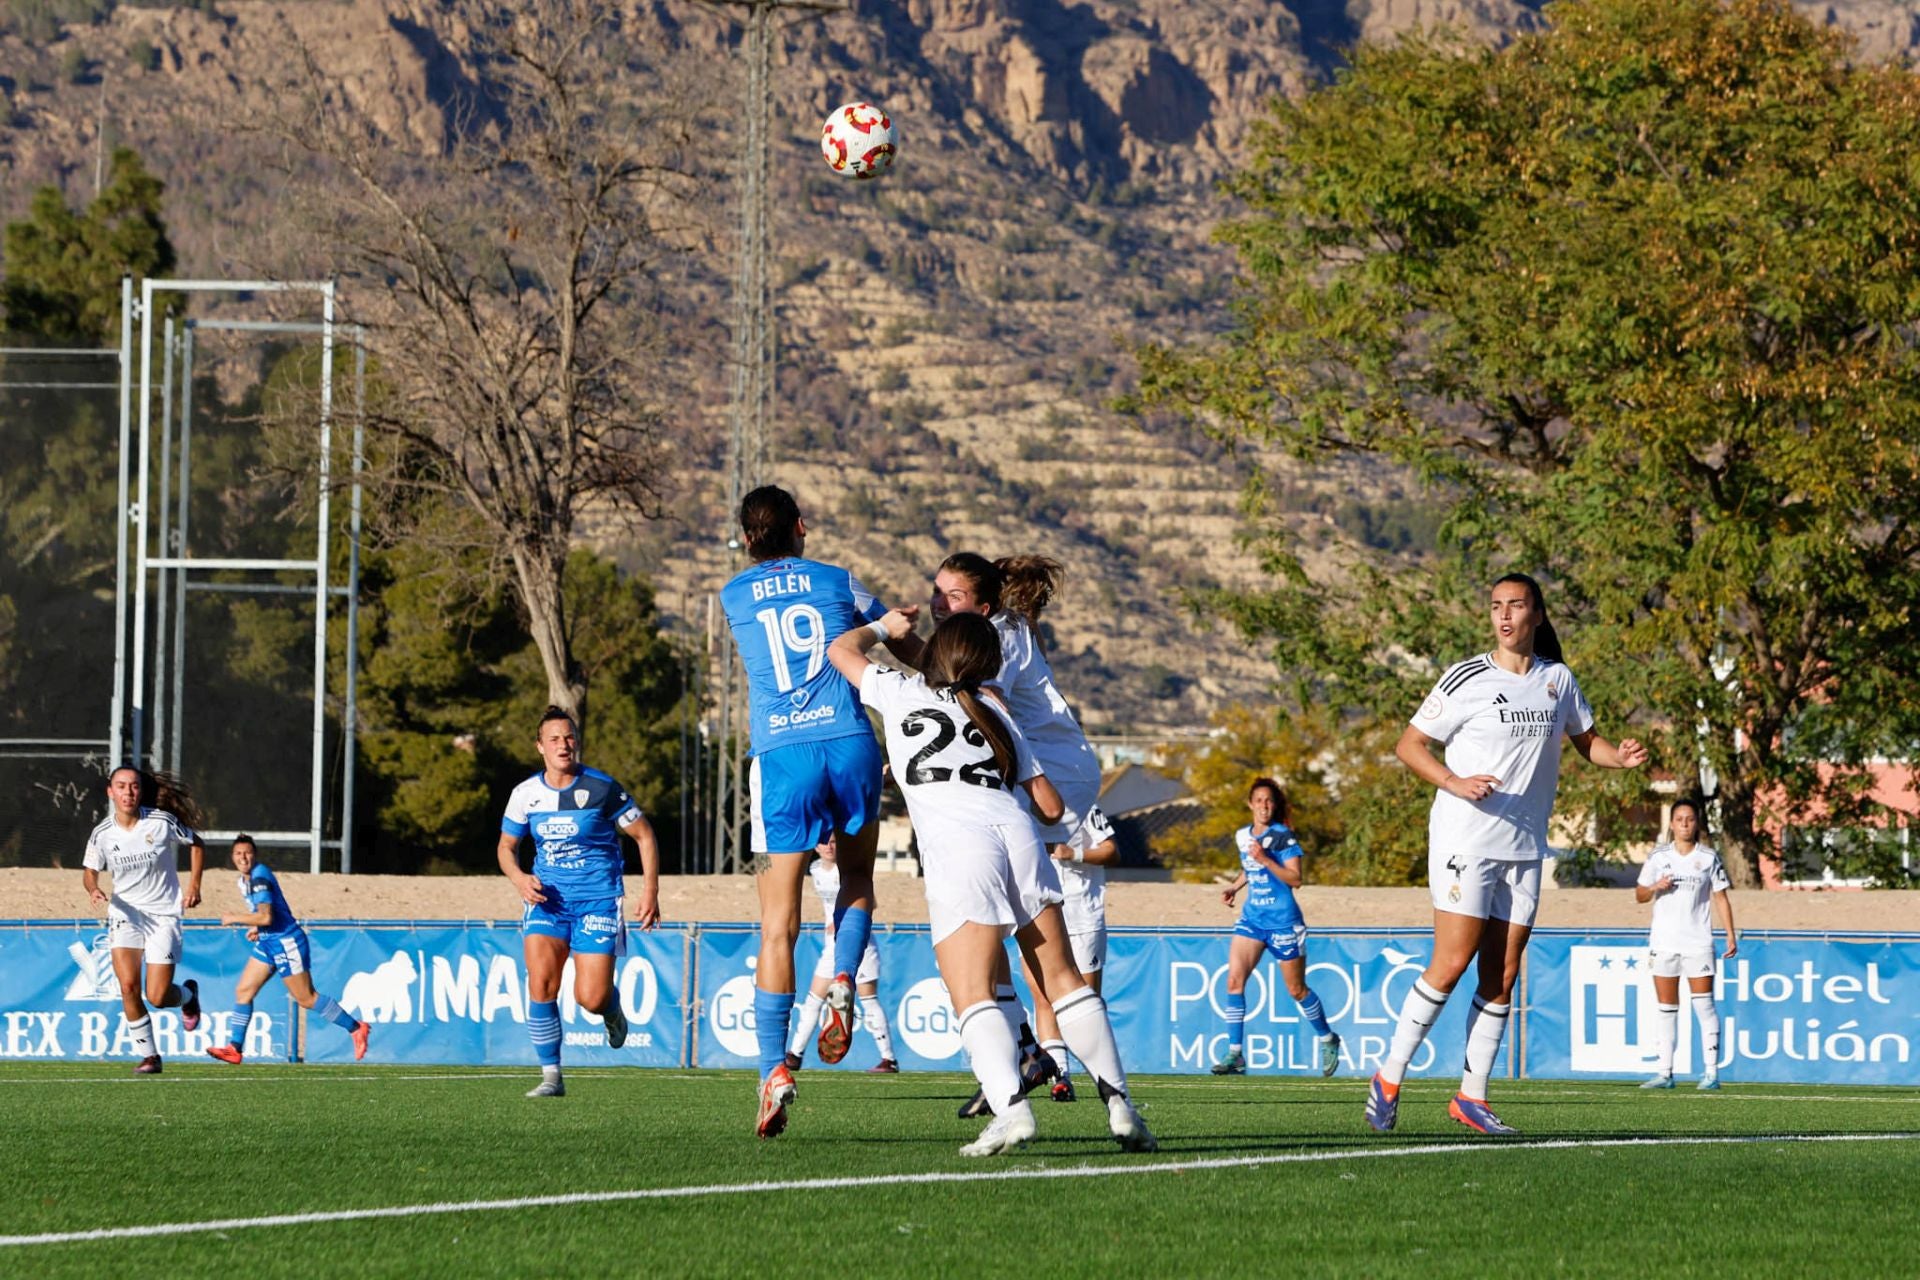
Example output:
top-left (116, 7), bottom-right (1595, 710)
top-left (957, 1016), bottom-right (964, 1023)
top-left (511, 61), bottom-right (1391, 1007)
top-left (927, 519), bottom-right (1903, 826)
top-left (810, 857), bottom-right (842, 918)
top-left (859, 665), bottom-right (1042, 837)
top-left (1639, 842), bottom-right (1731, 953)
top-left (990, 614), bottom-right (1102, 790)
top-left (82, 808), bottom-right (198, 915)
top-left (1411, 654), bottom-right (1596, 861)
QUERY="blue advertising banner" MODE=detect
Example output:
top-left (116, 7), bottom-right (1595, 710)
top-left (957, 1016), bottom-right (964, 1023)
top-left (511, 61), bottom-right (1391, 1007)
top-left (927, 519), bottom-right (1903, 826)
top-left (304, 923), bottom-right (689, 1068)
top-left (1525, 931), bottom-right (1920, 1085)
top-left (0, 921), bottom-right (294, 1063)
top-left (2, 918), bottom-right (1913, 1083)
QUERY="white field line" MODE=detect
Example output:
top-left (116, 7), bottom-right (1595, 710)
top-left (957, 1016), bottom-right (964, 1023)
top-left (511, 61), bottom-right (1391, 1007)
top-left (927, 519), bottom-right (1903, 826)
top-left (3, 1132), bottom-right (1915, 1249)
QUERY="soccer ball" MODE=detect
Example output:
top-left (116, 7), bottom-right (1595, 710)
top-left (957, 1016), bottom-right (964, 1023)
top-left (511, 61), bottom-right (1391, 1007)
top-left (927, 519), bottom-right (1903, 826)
top-left (821, 102), bottom-right (897, 180)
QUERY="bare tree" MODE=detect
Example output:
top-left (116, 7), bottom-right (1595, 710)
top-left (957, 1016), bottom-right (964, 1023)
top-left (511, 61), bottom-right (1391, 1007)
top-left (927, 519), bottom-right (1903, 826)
top-left (266, 0), bottom-right (707, 735)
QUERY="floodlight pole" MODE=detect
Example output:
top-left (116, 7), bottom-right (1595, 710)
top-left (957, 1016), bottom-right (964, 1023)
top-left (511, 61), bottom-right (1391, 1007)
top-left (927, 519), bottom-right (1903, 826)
top-left (702, 0), bottom-right (845, 874)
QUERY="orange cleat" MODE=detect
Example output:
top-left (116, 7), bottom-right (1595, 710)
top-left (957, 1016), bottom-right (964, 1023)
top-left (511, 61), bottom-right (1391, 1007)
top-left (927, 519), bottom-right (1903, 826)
top-left (817, 974), bottom-right (855, 1064)
top-left (756, 1063), bottom-right (797, 1140)
top-left (206, 1044), bottom-right (244, 1065)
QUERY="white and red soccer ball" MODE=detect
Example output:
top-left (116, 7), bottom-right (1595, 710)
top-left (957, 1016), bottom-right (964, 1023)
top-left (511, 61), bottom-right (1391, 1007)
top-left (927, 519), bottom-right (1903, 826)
top-left (821, 101), bottom-right (897, 180)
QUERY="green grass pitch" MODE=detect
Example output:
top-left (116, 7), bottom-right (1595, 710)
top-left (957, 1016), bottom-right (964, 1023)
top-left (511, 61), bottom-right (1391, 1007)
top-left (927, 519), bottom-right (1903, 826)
top-left (2, 1064), bottom-right (1914, 1278)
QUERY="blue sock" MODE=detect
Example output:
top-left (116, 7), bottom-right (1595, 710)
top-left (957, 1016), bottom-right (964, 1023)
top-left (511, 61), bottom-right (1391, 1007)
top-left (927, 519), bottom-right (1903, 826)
top-left (311, 992), bottom-right (359, 1033)
top-left (754, 988), bottom-right (795, 1080)
top-left (1225, 991), bottom-right (1247, 1053)
top-left (529, 999), bottom-right (562, 1068)
top-left (832, 906), bottom-right (872, 980)
top-left (1298, 990), bottom-right (1332, 1038)
top-left (228, 1002), bottom-right (253, 1048)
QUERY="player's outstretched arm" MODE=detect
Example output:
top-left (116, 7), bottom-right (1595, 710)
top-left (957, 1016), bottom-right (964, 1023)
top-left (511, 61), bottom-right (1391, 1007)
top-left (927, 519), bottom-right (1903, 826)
top-left (625, 815), bottom-right (662, 930)
top-left (827, 606), bottom-right (918, 687)
top-left (1568, 729), bottom-right (1648, 770)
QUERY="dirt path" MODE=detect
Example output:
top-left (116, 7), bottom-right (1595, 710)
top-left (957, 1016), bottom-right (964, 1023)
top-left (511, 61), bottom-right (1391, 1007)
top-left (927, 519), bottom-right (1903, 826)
top-left (5, 869), bottom-right (1913, 932)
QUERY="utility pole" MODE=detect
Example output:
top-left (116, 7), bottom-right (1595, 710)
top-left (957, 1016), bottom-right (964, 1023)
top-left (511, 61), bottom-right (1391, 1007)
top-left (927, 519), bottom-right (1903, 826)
top-left (701, 0), bottom-right (845, 874)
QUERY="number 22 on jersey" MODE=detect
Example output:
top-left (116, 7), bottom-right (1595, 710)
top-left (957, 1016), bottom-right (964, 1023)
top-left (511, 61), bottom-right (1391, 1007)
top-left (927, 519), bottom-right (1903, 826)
top-left (901, 707), bottom-right (1004, 789)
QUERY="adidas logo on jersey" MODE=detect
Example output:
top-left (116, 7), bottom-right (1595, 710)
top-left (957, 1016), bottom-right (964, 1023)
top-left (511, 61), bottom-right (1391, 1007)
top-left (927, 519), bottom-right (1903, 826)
top-left (1493, 693), bottom-right (1508, 704)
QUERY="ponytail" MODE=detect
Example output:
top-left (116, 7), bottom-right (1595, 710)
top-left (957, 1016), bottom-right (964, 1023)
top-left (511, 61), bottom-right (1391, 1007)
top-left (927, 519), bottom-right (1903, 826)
top-left (994, 554), bottom-right (1062, 631)
top-left (113, 765), bottom-right (205, 829)
top-left (924, 612), bottom-right (1019, 784)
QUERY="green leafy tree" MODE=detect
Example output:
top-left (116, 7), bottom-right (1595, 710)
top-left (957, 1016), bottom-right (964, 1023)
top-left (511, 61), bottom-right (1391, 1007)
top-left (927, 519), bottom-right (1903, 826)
top-left (1134, 0), bottom-right (1920, 886)
top-left (0, 146), bottom-right (174, 344)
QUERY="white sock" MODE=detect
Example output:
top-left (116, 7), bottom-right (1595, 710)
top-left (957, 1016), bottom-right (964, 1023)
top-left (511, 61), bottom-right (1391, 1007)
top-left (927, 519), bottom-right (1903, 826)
top-left (1381, 978), bottom-right (1448, 1087)
top-left (956, 1000), bottom-right (1024, 1115)
top-left (1041, 1037), bottom-right (1070, 1081)
top-left (789, 993), bottom-right (826, 1056)
top-left (858, 997), bottom-right (894, 1061)
top-left (1053, 987), bottom-right (1127, 1100)
top-left (128, 1015), bottom-right (156, 1058)
top-left (994, 983), bottom-right (1032, 1049)
top-left (1459, 996), bottom-right (1511, 1100)
top-left (541, 1064), bottom-right (561, 1084)
top-left (1692, 994), bottom-right (1721, 1073)
top-left (1654, 1002), bottom-right (1679, 1075)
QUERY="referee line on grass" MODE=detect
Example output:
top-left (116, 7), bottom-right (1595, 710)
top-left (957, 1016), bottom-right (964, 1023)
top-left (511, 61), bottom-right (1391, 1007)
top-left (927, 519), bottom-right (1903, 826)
top-left (5, 1132), bottom-right (1916, 1249)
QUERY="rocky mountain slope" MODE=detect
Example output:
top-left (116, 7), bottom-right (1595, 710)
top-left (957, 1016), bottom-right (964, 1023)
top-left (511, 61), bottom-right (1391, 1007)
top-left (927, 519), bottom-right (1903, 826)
top-left (3, 0), bottom-right (1912, 732)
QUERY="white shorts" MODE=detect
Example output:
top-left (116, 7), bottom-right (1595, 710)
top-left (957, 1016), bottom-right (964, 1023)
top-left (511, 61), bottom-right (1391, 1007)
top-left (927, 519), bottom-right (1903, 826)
top-left (810, 935), bottom-right (882, 985)
top-left (107, 905), bottom-right (183, 965)
top-left (1650, 949), bottom-right (1715, 979)
top-left (1429, 852), bottom-right (1542, 926)
top-left (1068, 924), bottom-right (1107, 974)
top-left (922, 821), bottom-right (1063, 947)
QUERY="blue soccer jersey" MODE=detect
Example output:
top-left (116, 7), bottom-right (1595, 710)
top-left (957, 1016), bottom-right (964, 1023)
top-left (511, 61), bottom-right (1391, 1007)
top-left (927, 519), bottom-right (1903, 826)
top-left (720, 556), bottom-right (886, 755)
top-left (1235, 823), bottom-right (1305, 932)
top-left (240, 863), bottom-right (299, 937)
top-left (500, 766), bottom-right (642, 904)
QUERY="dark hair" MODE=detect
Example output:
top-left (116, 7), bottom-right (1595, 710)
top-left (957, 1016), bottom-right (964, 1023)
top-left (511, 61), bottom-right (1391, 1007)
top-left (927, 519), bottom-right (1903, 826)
top-left (939, 552), bottom-right (1064, 633)
top-left (923, 612), bottom-right (1018, 783)
top-left (108, 765), bottom-right (206, 829)
top-left (1248, 776), bottom-right (1290, 823)
top-left (1669, 797), bottom-right (1705, 827)
top-left (537, 705), bottom-right (576, 735)
top-left (1494, 572), bottom-right (1563, 663)
top-left (740, 485), bottom-right (803, 561)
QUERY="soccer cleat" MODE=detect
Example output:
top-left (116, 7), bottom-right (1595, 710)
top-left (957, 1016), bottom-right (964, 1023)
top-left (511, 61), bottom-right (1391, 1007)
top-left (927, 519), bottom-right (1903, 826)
top-left (1106, 1095), bottom-right (1157, 1152)
top-left (602, 999), bottom-right (628, 1050)
top-left (817, 974), bottom-right (856, 1064)
top-left (959, 1106), bottom-right (1038, 1157)
top-left (867, 1058), bottom-right (900, 1074)
top-left (180, 979), bottom-right (202, 1032)
top-left (525, 1076), bottom-right (565, 1098)
top-left (1365, 1074), bottom-right (1399, 1131)
top-left (756, 1064), bottom-right (797, 1139)
top-left (206, 1044), bottom-right (244, 1065)
top-left (1697, 1072), bottom-right (1721, 1092)
top-left (351, 1021), bottom-right (371, 1062)
top-left (1319, 1034), bottom-right (1342, 1078)
top-left (1640, 1074), bottom-right (1675, 1090)
top-left (1020, 1045), bottom-right (1060, 1092)
top-left (1051, 1078), bottom-right (1076, 1103)
top-left (783, 1051), bottom-right (805, 1072)
top-left (1448, 1093), bottom-right (1518, 1135)
top-left (1210, 1047), bottom-right (1246, 1076)
top-left (135, 1056), bottom-right (163, 1075)
top-left (958, 1087), bottom-right (992, 1119)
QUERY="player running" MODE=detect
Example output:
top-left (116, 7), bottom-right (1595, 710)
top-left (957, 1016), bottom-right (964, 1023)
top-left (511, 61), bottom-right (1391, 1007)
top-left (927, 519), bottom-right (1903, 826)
top-left (721, 485), bottom-right (912, 1138)
top-left (827, 607), bottom-right (1155, 1156)
top-left (1209, 778), bottom-right (1342, 1077)
top-left (498, 707), bottom-right (662, 1098)
top-left (784, 836), bottom-right (899, 1074)
top-left (206, 834), bottom-right (371, 1064)
top-left (81, 766), bottom-right (206, 1075)
top-left (929, 553), bottom-right (1114, 1111)
top-left (1636, 798), bottom-right (1738, 1091)
top-left (1368, 573), bottom-right (1646, 1136)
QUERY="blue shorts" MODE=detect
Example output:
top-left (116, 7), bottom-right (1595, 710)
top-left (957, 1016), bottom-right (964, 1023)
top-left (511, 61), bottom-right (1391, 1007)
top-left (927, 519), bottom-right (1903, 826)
top-left (522, 896), bottom-right (627, 956)
top-left (1235, 919), bottom-right (1308, 962)
top-left (750, 733), bottom-right (883, 855)
top-left (251, 928), bottom-right (311, 977)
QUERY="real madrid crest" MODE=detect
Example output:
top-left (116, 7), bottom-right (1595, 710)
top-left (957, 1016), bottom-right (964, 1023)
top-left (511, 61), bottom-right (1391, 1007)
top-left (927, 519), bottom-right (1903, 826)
top-left (1448, 884), bottom-right (1461, 904)
top-left (1546, 680), bottom-right (1559, 699)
